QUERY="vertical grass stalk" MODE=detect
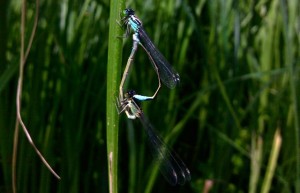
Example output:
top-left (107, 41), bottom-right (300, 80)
top-left (260, 129), bottom-right (282, 193)
top-left (279, 0), bottom-right (300, 191)
top-left (106, 1), bottom-right (125, 193)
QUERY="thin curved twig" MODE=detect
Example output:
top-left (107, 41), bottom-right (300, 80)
top-left (12, 0), bottom-right (60, 192)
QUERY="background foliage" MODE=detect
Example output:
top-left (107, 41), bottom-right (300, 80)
top-left (0, 0), bottom-right (299, 193)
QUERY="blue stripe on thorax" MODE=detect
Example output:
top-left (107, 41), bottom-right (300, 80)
top-left (128, 16), bottom-right (142, 32)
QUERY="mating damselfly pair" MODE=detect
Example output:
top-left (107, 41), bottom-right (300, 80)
top-left (116, 8), bottom-right (191, 185)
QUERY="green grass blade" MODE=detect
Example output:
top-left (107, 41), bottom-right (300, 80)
top-left (106, 1), bottom-right (125, 193)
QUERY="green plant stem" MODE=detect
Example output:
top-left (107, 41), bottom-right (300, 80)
top-left (106, 1), bottom-right (125, 193)
top-left (279, 0), bottom-right (300, 191)
top-left (249, 134), bottom-right (263, 193)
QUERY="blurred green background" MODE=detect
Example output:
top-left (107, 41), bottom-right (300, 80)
top-left (0, 0), bottom-right (299, 192)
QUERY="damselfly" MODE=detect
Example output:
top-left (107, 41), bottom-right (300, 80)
top-left (116, 90), bottom-right (191, 185)
top-left (119, 8), bottom-right (180, 101)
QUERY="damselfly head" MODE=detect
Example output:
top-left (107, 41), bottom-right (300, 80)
top-left (125, 90), bottom-right (136, 98)
top-left (124, 8), bottom-right (135, 16)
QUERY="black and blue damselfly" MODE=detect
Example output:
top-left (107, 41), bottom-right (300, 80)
top-left (119, 8), bottom-right (180, 102)
top-left (116, 90), bottom-right (191, 185)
